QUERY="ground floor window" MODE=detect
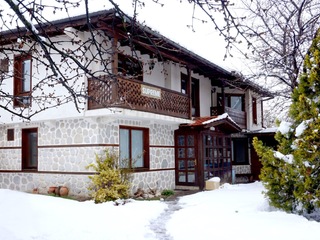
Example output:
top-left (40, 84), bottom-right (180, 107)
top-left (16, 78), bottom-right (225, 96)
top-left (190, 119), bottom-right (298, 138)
top-left (22, 128), bottom-right (38, 170)
top-left (119, 126), bottom-right (149, 169)
top-left (232, 138), bottom-right (248, 165)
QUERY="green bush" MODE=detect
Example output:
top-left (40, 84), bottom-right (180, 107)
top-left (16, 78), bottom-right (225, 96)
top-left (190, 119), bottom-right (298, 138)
top-left (161, 189), bottom-right (174, 197)
top-left (87, 150), bottom-right (132, 203)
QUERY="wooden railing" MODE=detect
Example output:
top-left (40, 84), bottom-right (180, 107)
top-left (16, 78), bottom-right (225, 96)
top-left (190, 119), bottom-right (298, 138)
top-left (210, 106), bottom-right (247, 129)
top-left (88, 76), bottom-right (190, 119)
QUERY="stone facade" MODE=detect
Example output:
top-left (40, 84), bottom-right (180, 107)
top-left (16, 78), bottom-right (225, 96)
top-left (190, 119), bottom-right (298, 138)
top-left (0, 117), bottom-right (177, 198)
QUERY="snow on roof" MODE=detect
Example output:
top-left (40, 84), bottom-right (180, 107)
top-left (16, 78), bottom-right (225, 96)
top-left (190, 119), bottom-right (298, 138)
top-left (257, 127), bottom-right (278, 133)
top-left (202, 113), bottom-right (234, 125)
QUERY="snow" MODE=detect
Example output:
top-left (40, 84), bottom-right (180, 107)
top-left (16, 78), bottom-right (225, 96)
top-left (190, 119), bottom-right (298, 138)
top-left (274, 151), bottom-right (294, 164)
top-left (295, 119), bottom-right (312, 137)
top-left (202, 113), bottom-right (238, 127)
top-left (207, 177), bottom-right (221, 182)
top-left (277, 121), bottom-right (292, 135)
top-left (1, 182), bottom-right (320, 240)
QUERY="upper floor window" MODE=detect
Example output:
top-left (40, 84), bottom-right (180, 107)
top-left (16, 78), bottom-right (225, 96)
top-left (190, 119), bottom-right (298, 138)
top-left (218, 94), bottom-right (245, 112)
top-left (181, 73), bottom-right (200, 117)
top-left (118, 53), bottom-right (143, 81)
top-left (119, 126), bottom-right (149, 169)
top-left (14, 54), bottom-right (32, 107)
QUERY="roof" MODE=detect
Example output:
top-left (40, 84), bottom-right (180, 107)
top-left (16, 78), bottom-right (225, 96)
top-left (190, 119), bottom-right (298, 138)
top-left (180, 113), bottom-right (241, 133)
top-left (245, 127), bottom-right (277, 136)
top-left (0, 9), bottom-right (273, 97)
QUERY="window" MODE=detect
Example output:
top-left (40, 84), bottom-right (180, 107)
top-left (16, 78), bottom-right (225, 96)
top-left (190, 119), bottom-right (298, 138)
top-left (181, 73), bottom-right (200, 117)
top-left (119, 126), bottom-right (149, 169)
top-left (232, 138), bottom-right (248, 165)
top-left (252, 97), bottom-right (257, 124)
top-left (14, 54), bottom-right (32, 107)
top-left (118, 53), bottom-right (143, 81)
top-left (7, 129), bottom-right (14, 141)
top-left (181, 73), bottom-right (188, 94)
top-left (218, 94), bottom-right (245, 111)
top-left (22, 128), bottom-right (38, 170)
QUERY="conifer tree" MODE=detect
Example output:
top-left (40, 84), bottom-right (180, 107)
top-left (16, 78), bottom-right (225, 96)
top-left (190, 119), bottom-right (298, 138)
top-left (253, 29), bottom-right (320, 214)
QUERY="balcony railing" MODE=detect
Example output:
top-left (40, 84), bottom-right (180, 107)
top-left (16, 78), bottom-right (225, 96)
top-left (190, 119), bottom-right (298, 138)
top-left (211, 106), bottom-right (247, 129)
top-left (88, 76), bottom-right (190, 119)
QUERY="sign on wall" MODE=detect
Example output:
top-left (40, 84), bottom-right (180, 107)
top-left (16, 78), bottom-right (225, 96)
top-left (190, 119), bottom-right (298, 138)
top-left (141, 84), bottom-right (162, 99)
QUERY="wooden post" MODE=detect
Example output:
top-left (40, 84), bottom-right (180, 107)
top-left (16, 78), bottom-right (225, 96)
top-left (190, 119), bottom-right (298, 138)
top-left (187, 67), bottom-right (192, 119)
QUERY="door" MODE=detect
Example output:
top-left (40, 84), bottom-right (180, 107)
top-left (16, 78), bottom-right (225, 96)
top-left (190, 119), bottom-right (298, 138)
top-left (202, 132), bottom-right (232, 184)
top-left (175, 131), bottom-right (198, 186)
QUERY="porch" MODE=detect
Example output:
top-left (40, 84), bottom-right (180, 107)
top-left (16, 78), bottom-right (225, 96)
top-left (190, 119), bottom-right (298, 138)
top-left (87, 76), bottom-right (190, 119)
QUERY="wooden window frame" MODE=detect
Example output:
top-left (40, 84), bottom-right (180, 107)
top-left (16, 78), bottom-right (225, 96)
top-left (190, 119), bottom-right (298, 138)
top-left (218, 93), bottom-right (245, 112)
top-left (13, 54), bottom-right (32, 107)
top-left (7, 129), bottom-right (14, 141)
top-left (119, 126), bottom-right (149, 170)
top-left (22, 128), bottom-right (38, 171)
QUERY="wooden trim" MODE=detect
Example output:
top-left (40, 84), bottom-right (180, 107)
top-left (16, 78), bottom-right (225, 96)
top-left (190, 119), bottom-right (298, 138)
top-left (150, 145), bottom-right (174, 148)
top-left (0, 170), bottom-right (96, 175)
top-left (0, 168), bottom-right (174, 174)
top-left (38, 143), bottom-right (119, 148)
top-left (0, 144), bottom-right (118, 150)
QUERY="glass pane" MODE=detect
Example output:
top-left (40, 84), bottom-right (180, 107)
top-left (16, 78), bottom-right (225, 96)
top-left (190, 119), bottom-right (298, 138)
top-left (177, 135), bottom-right (185, 146)
top-left (179, 172), bottom-right (186, 182)
top-left (187, 135), bottom-right (194, 146)
top-left (178, 148), bottom-right (185, 158)
top-left (132, 130), bottom-right (143, 168)
top-left (187, 148), bottom-right (194, 158)
top-left (119, 129), bottom-right (129, 166)
top-left (22, 59), bottom-right (31, 92)
top-left (28, 132), bottom-right (37, 167)
top-left (178, 160), bottom-right (185, 170)
top-left (188, 160), bottom-right (195, 170)
top-left (230, 96), bottom-right (242, 111)
top-left (187, 173), bottom-right (195, 183)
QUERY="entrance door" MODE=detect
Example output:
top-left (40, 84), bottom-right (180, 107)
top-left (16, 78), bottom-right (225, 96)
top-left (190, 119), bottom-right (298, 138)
top-left (175, 131), bottom-right (198, 186)
top-left (202, 132), bottom-right (232, 184)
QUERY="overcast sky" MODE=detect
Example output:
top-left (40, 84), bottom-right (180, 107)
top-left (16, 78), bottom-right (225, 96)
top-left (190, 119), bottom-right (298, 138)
top-left (0, 0), bottom-right (248, 73)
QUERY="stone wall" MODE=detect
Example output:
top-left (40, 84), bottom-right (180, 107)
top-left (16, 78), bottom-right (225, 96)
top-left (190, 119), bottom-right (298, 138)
top-left (0, 117), bottom-right (177, 198)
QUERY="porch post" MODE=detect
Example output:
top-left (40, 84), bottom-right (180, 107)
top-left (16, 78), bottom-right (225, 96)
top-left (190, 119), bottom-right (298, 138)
top-left (187, 67), bottom-right (192, 119)
top-left (221, 82), bottom-right (226, 113)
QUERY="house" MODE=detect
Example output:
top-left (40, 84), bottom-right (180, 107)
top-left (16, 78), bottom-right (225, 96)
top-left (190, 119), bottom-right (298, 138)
top-left (0, 9), bottom-right (273, 197)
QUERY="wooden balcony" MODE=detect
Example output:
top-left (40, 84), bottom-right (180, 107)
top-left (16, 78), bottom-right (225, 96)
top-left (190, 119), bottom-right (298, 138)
top-left (88, 76), bottom-right (190, 119)
top-left (211, 106), bottom-right (247, 129)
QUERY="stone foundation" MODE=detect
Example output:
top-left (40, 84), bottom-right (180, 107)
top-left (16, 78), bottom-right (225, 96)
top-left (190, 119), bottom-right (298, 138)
top-left (0, 117), bottom-right (178, 198)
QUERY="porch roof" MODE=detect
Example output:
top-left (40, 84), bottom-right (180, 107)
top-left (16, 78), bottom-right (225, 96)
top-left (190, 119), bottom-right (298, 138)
top-left (180, 113), bottom-right (242, 133)
top-left (0, 9), bottom-right (273, 98)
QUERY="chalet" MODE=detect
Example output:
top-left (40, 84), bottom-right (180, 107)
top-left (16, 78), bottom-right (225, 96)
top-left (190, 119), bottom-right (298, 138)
top-left (0, 9), bottom-right (273, 197)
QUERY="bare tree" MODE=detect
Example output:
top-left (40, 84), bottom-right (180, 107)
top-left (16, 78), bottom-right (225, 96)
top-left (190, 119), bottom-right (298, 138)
top-left (186, 0), bottom-right (320, 123)
top-left (1, 0), bottom-right (318, 122)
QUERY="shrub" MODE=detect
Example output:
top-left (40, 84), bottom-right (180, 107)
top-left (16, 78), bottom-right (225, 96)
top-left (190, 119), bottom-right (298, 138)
top-left (161, 189), bottom-right (174, 197)
top-left (87, 150), bottom-right (132, 203)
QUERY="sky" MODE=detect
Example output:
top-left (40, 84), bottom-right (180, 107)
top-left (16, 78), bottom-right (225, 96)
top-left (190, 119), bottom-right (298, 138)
top-left (1, 182), bottom-right (320, 240)
top-left (0, 0), bottom-right (247, 72)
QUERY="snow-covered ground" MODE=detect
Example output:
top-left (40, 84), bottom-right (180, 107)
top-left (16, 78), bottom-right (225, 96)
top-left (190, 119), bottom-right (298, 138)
top-left (0, 182), bottom-right (319, 240)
